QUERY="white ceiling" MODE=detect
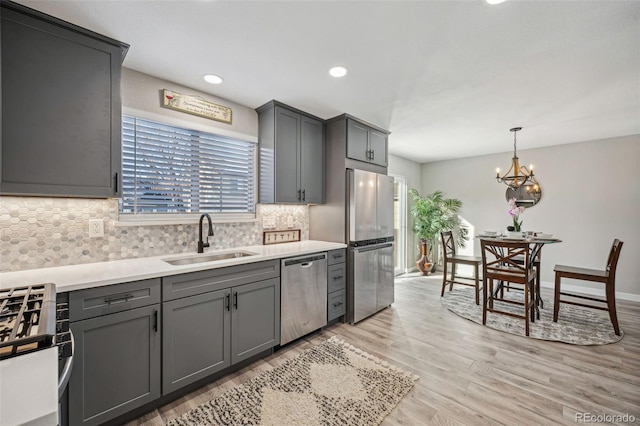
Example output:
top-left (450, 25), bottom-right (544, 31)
top-left (15, 0), bottom-right (640, 163)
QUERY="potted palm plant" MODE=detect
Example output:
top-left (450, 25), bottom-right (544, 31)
top-left (409, 189), bottom-right (469, 275)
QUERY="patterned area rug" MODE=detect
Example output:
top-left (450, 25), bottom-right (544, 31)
top-left (441, 286), bottom-right (623, 345)
top-left (169, 337), bottom-right (419, 426)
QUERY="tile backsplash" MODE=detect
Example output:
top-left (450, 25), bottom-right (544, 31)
top-left (0, 197), bottom-right (308, 272)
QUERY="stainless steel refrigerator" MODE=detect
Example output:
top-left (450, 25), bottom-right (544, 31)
top-left (346, 169), bottom-right (395, 324)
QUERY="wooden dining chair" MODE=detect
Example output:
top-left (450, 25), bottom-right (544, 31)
top-left (440, 231), bottom-right (482, 304)
top-left (481, 240), bottom-right (536, 336)
top-left (505, 248), bottom-right (543, 317)
top-left (553, 239), bottom-right (624, 336)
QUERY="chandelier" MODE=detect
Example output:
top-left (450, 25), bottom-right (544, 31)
top-left (495, 127), bottom-right (536, 189)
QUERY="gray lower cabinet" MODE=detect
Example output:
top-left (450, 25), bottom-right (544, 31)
top-left (65, 262), bottom-right (281, 423)
top-left (231, 278), bottom-right (280, 364)
top-left (162, 289), bottom-right (231, 394)
top-left (161, 268), bottom-right (280, 394)
top-left (1, 1), bottom-right (128, 198)
top-left (327, 249), bottom-right (347, 321)
top-left (69, 305), bottom-right (161, 426)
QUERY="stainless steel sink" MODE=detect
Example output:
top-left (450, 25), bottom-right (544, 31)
top-left (163, 251), bottom-right (257, 266)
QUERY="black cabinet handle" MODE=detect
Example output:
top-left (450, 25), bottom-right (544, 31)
top-left (297, 189), bottom-right (301, 201)
top-left (366, 150), bottom-right (371, 160)
top-left (153, 310), bottom-right (158, 332)
top-left (333, 275), bottom-right (343, 281)
top-left (226, 293), bottom-right (230, 311)
top-left (332, 254), bottom-right (342, 259)
top-left (114, 172), bottom-right (118, 193)
top-left (104, 293), bottom-right (134, 304)
top-left (371, 150), bottom-right (375, 160)
top-left (234, 292), bottom-right (238, 309)
top-left (302, 189), bottom-right (306, 202)
top-left (333, 301), bottom-right (343, 307)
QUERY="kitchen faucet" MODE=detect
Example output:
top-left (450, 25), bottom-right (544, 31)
top-left (197, 213), bottom-right (214, 253)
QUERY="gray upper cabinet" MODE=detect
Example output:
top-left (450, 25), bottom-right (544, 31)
top-left (368, 129), bottom-right (389, 167)
top-left (346, 120), bottom-right (370, 163)
top-left (300, 116), bottom-right (325, 204)
top-left (0, 1), bottom-right (128, 198)
top-left (257, 100), bottom-right (325, 204)
top-left (346, 118), bottom-right (389, 167)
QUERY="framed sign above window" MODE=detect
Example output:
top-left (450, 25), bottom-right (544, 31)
top-left (161, 89), bottom-right (232, 124)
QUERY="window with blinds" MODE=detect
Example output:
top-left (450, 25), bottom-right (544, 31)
top-left (120, 115), bottom-right (256, 216)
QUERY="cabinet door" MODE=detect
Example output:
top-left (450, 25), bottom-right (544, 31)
top-left (274, 107), bottom-right (301, 203)
top-left (346, 119), bottom-right (370, 162)
top-left (69, 305), bottom-right (160, 426)
top-left (1, 7), bottom-right (124, 197)
top-left (369, 129), bottom-right (388, 167)
top-left (162, 289), bottom-right (231, 394)
top-left (231, 278), bottom-right (280, 364)
top-left (300, 116), bottom-right (324, 203)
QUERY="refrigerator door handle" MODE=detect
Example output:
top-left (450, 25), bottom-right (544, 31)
top-left (352, 243), bottom-right (393, 253)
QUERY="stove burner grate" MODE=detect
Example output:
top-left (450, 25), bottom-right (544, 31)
top-left (0, 284), bottom-right (56, 359)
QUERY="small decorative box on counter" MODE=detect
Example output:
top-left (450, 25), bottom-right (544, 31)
top-left (263, 229), bottom-right (301, 245)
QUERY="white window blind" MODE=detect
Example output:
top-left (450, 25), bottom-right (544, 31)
top-left (120, 115), bottom-right (256, 215)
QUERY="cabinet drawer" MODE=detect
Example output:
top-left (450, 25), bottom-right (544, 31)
top-left (327, 249), bottom-right (346, 265)
top-left (328, 290), bottom-right (346, 321)
top-left (163, 260), bottom-right (280, 301)
top-left (69, 279), bottom-right (161, 321)
top-left (327, 263), bottom-right (346, 293)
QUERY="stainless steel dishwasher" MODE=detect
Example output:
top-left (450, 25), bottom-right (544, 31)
top-left (280, 252), bottom-right (327, 345)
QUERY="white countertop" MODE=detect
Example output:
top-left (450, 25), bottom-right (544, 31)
top-left (0, 240), bottom-right (346, 292)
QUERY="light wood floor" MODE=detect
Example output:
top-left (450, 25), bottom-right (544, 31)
top-left (128, 274), bottom-right (640, 425)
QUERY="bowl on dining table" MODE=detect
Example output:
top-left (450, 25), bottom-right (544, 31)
top-left (506, 231), bottom-right (525, 238)
top-left (483, 231), bottom-right (498, 236)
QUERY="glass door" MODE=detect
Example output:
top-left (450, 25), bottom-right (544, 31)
top-left (392, 175), bottom-right (407, 275)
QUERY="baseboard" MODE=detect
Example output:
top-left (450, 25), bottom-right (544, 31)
top-left (540, 281), bottom-right (640, 302)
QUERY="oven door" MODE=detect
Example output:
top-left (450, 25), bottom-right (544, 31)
top-left (0, 347), bottom-right (59, 426)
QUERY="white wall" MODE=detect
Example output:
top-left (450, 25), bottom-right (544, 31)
top-left (421, 134), bottom-right (640, 298)
top-left (122, 68), bottom-right (258, 140)
top-left (388, 154), bottom-right (423, 271)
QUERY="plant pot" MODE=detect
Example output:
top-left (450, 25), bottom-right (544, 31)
top-left (416, 257), bottom-right (432, 275)
top-left (416, 241), bottom-right (433, 275)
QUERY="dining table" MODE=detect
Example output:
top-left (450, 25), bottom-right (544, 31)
top-left (476, 233), bottom-right (562, 320)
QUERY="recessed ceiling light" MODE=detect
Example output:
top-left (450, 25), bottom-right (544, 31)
top-left (486, 0), bottom-right (507, 4)
top-left (203, 74), bottom-right (223, 84)
top-left (329, 66), bottom-right (348, 78)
